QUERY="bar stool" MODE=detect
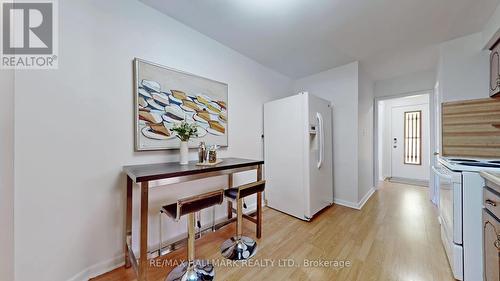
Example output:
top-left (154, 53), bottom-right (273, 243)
top-left (161, 189), bottom-right (224, 281)
top-left (221, 180), bottom-right (265, 260)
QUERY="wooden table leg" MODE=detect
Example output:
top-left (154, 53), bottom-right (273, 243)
top-left (256, 165), bottom-right (263, 238)
top-left (227, 174), bottom-right (233, 220)
top-left (139, 181), bottom-right (149, 281)
top-left (125, 176), bottom-right (133, 268)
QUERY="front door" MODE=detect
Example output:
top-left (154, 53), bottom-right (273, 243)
top-left (391, 104), bottom-right (429, 181)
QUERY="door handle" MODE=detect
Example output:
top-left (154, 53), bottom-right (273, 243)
top-left (316, 112), bottom-right (324, 169)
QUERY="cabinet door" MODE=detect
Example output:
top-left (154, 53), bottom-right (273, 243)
top-left (491, 42), bottom-right (500, 97)
top-left (483, 209), bottom-right (500, 281)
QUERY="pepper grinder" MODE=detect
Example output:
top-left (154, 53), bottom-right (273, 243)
top-left (198, 142), bottom-right (207, 163)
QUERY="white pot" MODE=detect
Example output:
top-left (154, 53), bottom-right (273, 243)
top-left (179, 141), bottom-right (189, 165)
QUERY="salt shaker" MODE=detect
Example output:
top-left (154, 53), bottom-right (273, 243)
top-left (208, 145), bottom-right (217, 163)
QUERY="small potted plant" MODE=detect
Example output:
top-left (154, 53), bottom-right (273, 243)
top-left (171, 121), bottom-right (198, 165)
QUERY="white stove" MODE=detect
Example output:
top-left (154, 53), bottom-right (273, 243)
top-left (439, 156), bottom-right (500, 172)
top-left (434, 156), bottom-right (500, 281)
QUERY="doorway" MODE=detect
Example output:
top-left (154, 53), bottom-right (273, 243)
top-left (375, 92), bottom-right (432, 187)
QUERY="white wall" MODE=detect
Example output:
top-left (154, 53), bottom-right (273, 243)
top-left (374, 69), bottom-right (436, 98)
top-left (482, 1), bottom-right (500, 49)
top-left (437, 32), bottom-right (490, 102)
top-left (0, 70), bottom-right (15, 281)
top-left (291, 62), bottom-right (359, 206)
top-left (13, 1), bottom-right (291, 280)
top-left (358, 69), bottom-right (374, 202)
top-left (378, 94), bottom-right (430, 180)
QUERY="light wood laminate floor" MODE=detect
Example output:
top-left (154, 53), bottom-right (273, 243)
top-left (92, 181), bottom-right (454, 281)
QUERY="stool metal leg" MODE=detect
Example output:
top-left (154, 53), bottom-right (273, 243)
top-left (159, 211), bottom-right (163, 256)
top-left (166, 213), bottom-right (215, 281)
top-left (211, 206), bottom-right (216, 231)
top-left (220, 198), bottom-right (257, 261)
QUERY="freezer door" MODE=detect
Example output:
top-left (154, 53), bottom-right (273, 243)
top-left (264, 94), bottom-right (307, 220)
top-left (306, 93), bottom-right (333, 218)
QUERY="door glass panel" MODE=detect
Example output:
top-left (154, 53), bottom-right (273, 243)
top-left (404, 110), bottom-right (422, 165)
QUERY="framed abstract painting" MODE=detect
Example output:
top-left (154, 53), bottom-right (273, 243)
top-left (133, 58), bottom-right (228, 150)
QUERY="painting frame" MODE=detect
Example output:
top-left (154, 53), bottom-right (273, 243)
top-left (133, 58), bottom-right (229, 151)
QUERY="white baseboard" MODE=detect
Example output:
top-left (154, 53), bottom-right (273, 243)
top-left (357, 187), bottom-right (375, 209)
top-left (333, 198), bottom-right (359, 209)
top-left (67, 253), bottom-right (124, 281)
top-left (333, 187), bottom-right (376, 210)
top-left (388, 177), bottom-right (429, 187)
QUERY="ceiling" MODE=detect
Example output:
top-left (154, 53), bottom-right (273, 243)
top-left (140, 0), bottom-right (499, 80)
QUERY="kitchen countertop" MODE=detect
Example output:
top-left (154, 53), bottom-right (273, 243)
top-left (480, 171), bottom-right (500, 186)
top-left (123, 157), bottom-right (264, 182)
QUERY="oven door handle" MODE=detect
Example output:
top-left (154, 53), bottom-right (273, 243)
top-left (432, 165), bottom-right (453, 181)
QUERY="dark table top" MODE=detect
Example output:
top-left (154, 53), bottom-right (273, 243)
top-left (123, 157), bottom-right (264, 183)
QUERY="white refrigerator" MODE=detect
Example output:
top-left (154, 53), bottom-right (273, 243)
top-left (264, 92), bottom-right (333, 221)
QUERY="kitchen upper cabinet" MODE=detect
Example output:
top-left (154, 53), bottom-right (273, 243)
top-left (491, 41), bottom-right (500, 97)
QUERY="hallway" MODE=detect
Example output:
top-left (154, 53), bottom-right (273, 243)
top-left (94, 182), bottom-right (454, 281)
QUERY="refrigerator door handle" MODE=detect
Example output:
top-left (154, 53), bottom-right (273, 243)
top-left (316, 112), bottom-right (324, 169)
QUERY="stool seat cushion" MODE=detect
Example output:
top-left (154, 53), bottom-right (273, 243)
top-left (225, 181), bottom-right (265, 200)
top-left (162, 190), bottom-right (224, 219)
top-left (161, 203), bottom-right (177, 219)
top-left (224, 188), bottom-right (239, 200)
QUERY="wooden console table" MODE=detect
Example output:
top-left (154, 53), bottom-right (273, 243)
top-left (122, 158), bottom-right (264, 281)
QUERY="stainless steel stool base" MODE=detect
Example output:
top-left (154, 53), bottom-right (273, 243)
top-left (220, 236), bottom-right (257, 261)
top-left (165, 260), bottom-right (215, 281)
